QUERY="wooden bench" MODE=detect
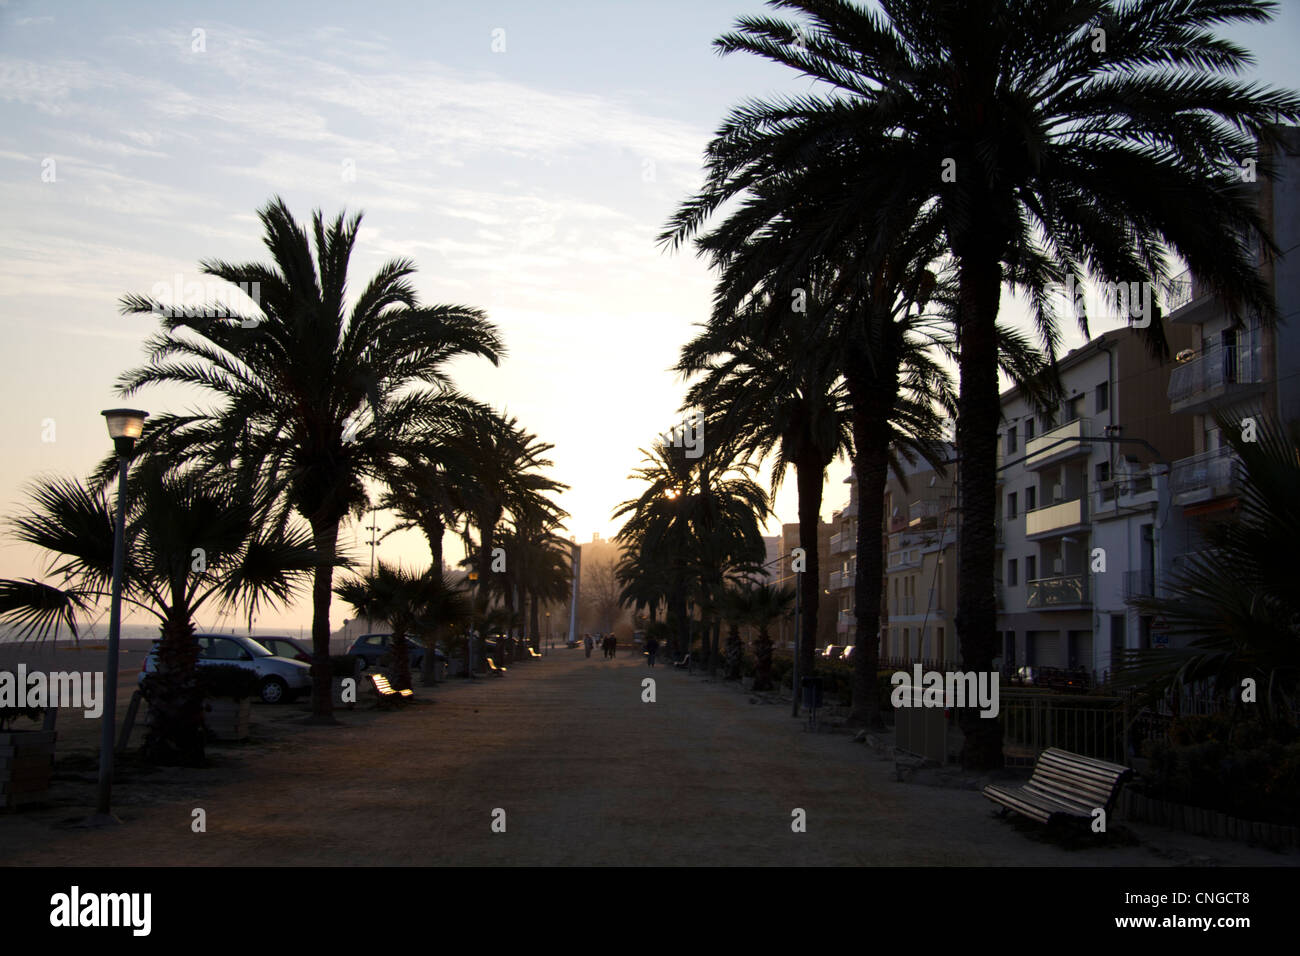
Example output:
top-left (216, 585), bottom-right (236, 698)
top-left (983, 747), bottom-right (1132, 826)
top-left (369, 673), bottom-right (414, 708)
top-left (527, 647), bottom-right (542, 659)
top-left (673, 654), bottom-right (691, 670)
top-left (485, 658), bottom-right (507, 677)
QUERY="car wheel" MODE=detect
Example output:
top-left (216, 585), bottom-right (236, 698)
top-left (260, 676), bottom-right (289, 705)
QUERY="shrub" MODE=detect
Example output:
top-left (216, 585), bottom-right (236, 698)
top-left (1142, 714), bottom-right (1300, 825)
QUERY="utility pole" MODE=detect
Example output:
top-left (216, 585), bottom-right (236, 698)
top-left (365, 509), bottom-right (381, 636)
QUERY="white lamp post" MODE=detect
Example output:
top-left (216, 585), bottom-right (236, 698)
top-left (87, 408), bottom-right (147, 826)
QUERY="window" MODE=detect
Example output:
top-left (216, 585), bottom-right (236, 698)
top-left (1025, 418), bottom-right (1035, 441)
top-left (1026, 555), bottom-right (1037, 582)
top-left (208, 638), bottom-right (245, 661)
top-left (1095, 383), bottom-right (1109, 413)
top-left (1064, 395), bottom-right (1084, 423)
top-left (1095, 461), bottom-right (1111, 483)
top-left (1007, 559), bottom-right (1019, 587)
top-left (1041, 407), bottom-right (1057, 431)
top-left (1007, 492), bottom-right (1018, 519)
top-left (1006, 425), bottom-right (1018, 454)
top-left (1025, 485), bottom-right (1036, 511)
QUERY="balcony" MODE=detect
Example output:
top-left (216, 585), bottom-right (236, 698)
top-left (1026, 573), bottom-right (1090, 609)
top-left (1170, 446), bottom-right (1244, 505)
top-left (908, 499), bottom-right (945, 529)
top-left (1024, 418), bottom-right (1092, 469)
top-left (1025, 496), bottom-right (1088, 539)
top-left (888, 548), bottom-right (922, 571)
top-left (1165, 268), bottom-right (1219, 324)
top-left (837, 608), bottom-right (855, 633)
top-left (1168, 343), bottom-right (1265, 415)
top-left (829, 531), bottom-right (845, 553)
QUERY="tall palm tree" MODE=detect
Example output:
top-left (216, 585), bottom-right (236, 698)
top-left (663, 0), bottom-right (1298, 767)
top-left (678, 300), bottom-right (853, 685)
top-left (114, 196), bottom-right (503, 722)
top-left (455, 411), bottom-right (567, 667)
top-left (613, 440), bottom-right (770, 663)
top-left (0, 462), bottom-right (316, 764)
top-left (335, 564), bottom-right (470, 691)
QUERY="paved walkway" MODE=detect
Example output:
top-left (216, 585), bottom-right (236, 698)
top-left (1, 650), bottom-right (1294, 866)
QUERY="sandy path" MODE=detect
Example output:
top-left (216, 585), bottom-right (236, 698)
top-left (1, 651), bottom-right (1295, 866)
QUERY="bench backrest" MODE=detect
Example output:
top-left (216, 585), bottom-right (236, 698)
top-left (1024, 748), bottom-right (1132, 814)
top-left (370, 673), bottom-right (395, 695)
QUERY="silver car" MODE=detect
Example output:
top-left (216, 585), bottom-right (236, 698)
top-left (139, 633), bottom-right (313, 704)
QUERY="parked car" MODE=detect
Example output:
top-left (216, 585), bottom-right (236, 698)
top-left (139, 633), bottom-right (312, 704)
top-left (347, 633), bottom-right (447, 673)
top-left (257, 636), bottom-right (312, 664)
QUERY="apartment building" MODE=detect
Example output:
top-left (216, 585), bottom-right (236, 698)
top-left (773, 519), bottom-right (837, 650)
top-left (1163, 125), bottom-right (1299, 522)
top-left (827, 472), bottom-right (858, 641)
top-left (996, 327), bottom-right (1196, 677)
top-left (879, 448), bottom-right (959, 663)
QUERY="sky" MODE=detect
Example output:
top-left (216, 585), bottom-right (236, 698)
top-left (1, 0), bottom-right (1297, 635)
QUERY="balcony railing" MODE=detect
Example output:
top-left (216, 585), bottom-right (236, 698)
top-left (1025, 496), bottom-right (1088, 537)
top-left (908, 499), bottom-right (946, 528)
top-left (1164, 269), bottom-right (1194, 312)
top-left (1168, 342), bottom-right (1264, 409)
top-left (1024, 418), bottom-right (1091, 468)
top-left (829, 531), bottom-right (845, 553)
top-left (888, 548), bottom-right (922, 570)
top-left (1026, 573), bottom-right (1090, 608)
top-left (1170, 446), bottom-right (1244, 501)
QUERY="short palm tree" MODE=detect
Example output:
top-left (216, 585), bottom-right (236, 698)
top-left (0, 462), bottom-right (316, 764)
top-left (1122, 412), bottom-right (1300, 725)
top-left (115, 196), bottom-right (503, 722)
top-left (335, 563), bottom-right (470, 690)
top-left (746, 583), bottom-right (796, 691)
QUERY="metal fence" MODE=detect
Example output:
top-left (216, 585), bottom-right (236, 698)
top-left (998, 691), bottom-right (1128, 766)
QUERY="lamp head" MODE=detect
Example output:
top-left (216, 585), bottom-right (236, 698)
top-left (101, 408), bottom-right (148, 456)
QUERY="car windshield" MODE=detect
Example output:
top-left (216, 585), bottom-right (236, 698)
top-left (244, 639), bottom-right (274, 657)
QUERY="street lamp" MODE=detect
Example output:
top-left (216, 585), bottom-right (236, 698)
top-left (89, 408), bottom-right (147, 826)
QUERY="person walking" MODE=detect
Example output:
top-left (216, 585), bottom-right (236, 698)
top-left (645, 635), bottom-right (658, 667)
top-left (609, 634), bottom-right (617, 658)
top-left (584, 633), bottom-right (593, 658)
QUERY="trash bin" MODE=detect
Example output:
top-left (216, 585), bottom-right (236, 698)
top-left (801, 676), bottom-right (823, 709)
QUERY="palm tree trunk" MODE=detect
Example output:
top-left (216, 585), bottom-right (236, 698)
top-left (142, 612), bottom-right (204, 765)
top-left (308, 516), bottom-right (340, 723)
top-left (848, 374), bottom-right (894, 730)
top-left (955, 257), bottom-right (1004, 770)
top-left (795, 454), bottom-right (825, 683)
top-left (422, 515), bottom-right (445, 576)
top-left (529, 590), bottom-right (541, 650)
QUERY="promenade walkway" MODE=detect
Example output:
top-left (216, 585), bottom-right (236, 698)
top-left (0, 650), bottom-right (1291, 865)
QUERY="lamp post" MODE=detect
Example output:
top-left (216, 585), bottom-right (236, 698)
top-left (88, 408), bottom-right (147, 826)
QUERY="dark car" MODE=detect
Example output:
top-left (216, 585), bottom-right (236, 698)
top-left (347, 633), bottom-right (447, 673)
top-left (257, 636), bottom-right (312, 664)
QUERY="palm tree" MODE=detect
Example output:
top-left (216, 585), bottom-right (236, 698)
top-left (745, 583), bottom-right (796, 691)
top-left (678, 299), bottom-right (853, 685)
top-left (663, 0), bottom-right (1298, 767)
top-left (613, 439), bottom-right (770, 664)
top-left (0, 462), bottom-right (316, 764)
top-left (335, 564), bottom-right (470, 691)
top-left (114, 196), bottom-right (503, 722)
top-left (1121, 412), bottom-right (1300, 725)
top-left (455, 412), bottom-right (567, 664)
top-left (720, 584), bottom-right (756, 680)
